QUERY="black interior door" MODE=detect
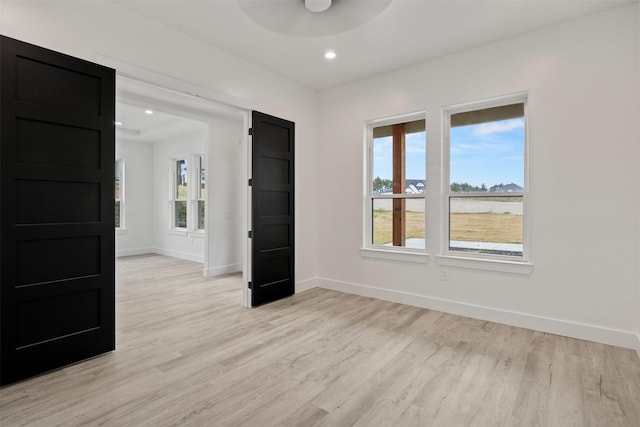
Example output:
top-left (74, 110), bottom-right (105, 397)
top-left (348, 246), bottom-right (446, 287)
top-left (0, 36), bottom-right (115, 385)
top-left (251, 111), bottom-right (294, 306)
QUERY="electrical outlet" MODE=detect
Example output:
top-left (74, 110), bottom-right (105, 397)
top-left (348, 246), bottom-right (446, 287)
top-left (440, 268), bottom-right (449, 281)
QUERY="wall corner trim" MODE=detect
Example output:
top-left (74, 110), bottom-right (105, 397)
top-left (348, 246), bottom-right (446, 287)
top-left (296, 277), bottom-right (321, 293)
top-left (313, 277), bottom-right (640, 351)
top-left (203, 263), bottom-right (241, 278)
top-left (116, 248), bottom-right (155, 258)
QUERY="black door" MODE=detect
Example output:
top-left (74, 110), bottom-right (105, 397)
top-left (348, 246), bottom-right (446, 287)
top-left (250, 111), bottom-right (294, 306)
top-left (0, 36), bottom-right (115, 385)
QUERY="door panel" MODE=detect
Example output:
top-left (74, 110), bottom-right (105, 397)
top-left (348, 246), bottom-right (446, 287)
top-left (0, 36), bottom-right (115, 385)
top-left (251, 111), bottom-right (294, 307)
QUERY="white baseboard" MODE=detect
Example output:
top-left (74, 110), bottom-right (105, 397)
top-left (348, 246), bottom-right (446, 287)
top-left (314, 277), bottom-right (639, 351)
top-left (153, 248), bottom-right (204, 264)
top-left (203, 263), bottom-right (241, 278)
top-left (296, 277), bottom-right (322, 293)
top-left (116, 247), bottom-right (155, 258)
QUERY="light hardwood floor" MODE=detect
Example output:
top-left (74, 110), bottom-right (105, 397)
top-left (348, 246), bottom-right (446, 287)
top-left (1, 254), bottom-right (639, 426)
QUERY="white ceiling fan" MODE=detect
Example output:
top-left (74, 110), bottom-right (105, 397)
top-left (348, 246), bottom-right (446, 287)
top-left (236, 0), bottom-right (392, 37)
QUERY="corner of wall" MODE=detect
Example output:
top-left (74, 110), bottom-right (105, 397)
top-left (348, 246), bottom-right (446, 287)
top-left (203, 264), bottom-right (241, 278)
top-left (296, 277), bottom-right (321, 293)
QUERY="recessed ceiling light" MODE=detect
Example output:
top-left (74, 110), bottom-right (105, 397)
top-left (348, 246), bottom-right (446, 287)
top-left (115, 121), bottom-right (123, 126)
top-left (144, 109), bottom-right (153, 115)
top-left (324, 51), bottom-right (337, 60)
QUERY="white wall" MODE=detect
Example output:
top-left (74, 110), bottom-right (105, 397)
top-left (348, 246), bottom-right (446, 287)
top-left (1, 0), bottom-right (318, 285)
top-left (4, 0), bottom-right (637, 351)
top-left (636, 0), bottom-right (640, 356)
top-left (205, 117), bottom-right (244, 277)
top-left (152, 127), bottom-right (207, 263)
top-left (316, 5), bottom-right (640, 349)
top-left (116, 115), bottom-right (243, 275)
top-left (115, 139), bottom-right (154, 256)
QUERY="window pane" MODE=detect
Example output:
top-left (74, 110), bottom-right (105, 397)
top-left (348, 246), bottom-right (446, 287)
top-left (176, 159), bottom-right (187, 200)
top-left (174, 201), bottom-right (187, 228)
top-left (115, 201), bottom-right (120, 228)
top-left (372, 198), bottom-right (425, 249)
top-left (199, 156), bottom-right (206, 200)
top-left (449, 196), bottom-right (523, 256)
top-left (372, 135), bottom-right (392, 195)
top-left (197, 200), bottom-right (205, 230)
top-left (405, 131), bottom-right (425, 194)
top-left (372, 122), bottom-right (425, 195)
top-left (450, 104), bottom-right (524, 193)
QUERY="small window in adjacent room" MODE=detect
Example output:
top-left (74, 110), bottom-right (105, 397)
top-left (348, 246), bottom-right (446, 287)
top-left (365, 114), bottom-right (426, 252)
top-left (197, 155), bottom-right (206, 230)
top-left (444, 94), bottom-right (528, 261)
top-left (115, 159), bottom-right (124, 229)
top-left (173, 159), bottom-right (188, 229)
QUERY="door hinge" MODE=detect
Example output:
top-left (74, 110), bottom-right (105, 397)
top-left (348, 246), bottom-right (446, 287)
top-left (248, 178), bottom-right (253, 186)
top-left (248, 128), bottom-right (253, 136)
top-left (248, 230), bottom-right (253, 238)
top-left (248, 281), bottom-right (253, 290)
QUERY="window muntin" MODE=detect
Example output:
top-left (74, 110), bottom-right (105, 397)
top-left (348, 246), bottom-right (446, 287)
top-left (445, 97), bottom-right (527, 259)
top-left (174, 159), bottom-right (188, 229)
top-left (115, 159), bottom-right (123, 229)
top-left (367, 116), bottom-right (426, 250)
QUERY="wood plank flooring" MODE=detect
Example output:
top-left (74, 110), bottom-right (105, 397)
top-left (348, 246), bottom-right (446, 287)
top-left (1, 254), bottom-right (639, 426)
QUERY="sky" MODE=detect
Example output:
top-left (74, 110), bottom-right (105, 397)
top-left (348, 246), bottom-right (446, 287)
top-left (450, 117), bottom-right (524, 188)
top-left (373, 117), bottom-right (524, 189)
top-left (373, 131), bottom-right (426, 181)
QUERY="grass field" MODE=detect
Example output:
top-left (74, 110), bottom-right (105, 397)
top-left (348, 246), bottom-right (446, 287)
top-left (373, 210), bottom-right (522, 246)
top-left (373, 210), bottom-right (424, 246)
top-left (449, 212), bottom-right (522, 243)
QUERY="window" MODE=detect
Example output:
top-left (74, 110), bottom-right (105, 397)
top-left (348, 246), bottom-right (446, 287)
top-left (173, 159), bottom-right (188, 229)
top-left (365, 115), bottom-right (426, 252)
top-left (197, 155), bottom-right (206, 230)
top-left (170, 155), bottom-right (206, 232)
top-left (115, 159), bottom-right (124, 229)
top-left (444, 94), bottom-right (527, 260)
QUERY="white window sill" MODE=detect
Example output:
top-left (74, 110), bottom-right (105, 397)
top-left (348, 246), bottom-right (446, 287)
top-left (360, 247), bottom-right (429, 264)
top-left (435, 254), bottom-right (533, 275)
top-left (116, 228), bottom-right (127, 235)
top-left (189, 230), bottom-right (205, 239)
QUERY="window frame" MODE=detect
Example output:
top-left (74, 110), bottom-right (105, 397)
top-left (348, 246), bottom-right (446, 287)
top-left (115, 158), bottom-right (124, 230)
top-left (195, 154), bottom-right (206, 231)
top-left (171, 158), bottom-right (189, 230)
top-left (361, 111), bottom-right (428, 262)
top-left (441, 92), bottom-right (531, 267)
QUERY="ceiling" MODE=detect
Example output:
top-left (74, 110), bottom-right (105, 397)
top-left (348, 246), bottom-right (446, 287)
top-left (116, 102), bottom-right (207, 143)
top-left (112, 0), bottom-right (632, 90)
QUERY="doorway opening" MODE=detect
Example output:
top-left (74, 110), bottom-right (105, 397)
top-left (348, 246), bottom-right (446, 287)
top-left (115, 76), bottom-right (248, 304)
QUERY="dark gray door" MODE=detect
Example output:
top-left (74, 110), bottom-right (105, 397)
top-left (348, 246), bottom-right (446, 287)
top-left (251, 111), bottom-right (294, 306)
top-left (0, 36), bottom-right (115, 385)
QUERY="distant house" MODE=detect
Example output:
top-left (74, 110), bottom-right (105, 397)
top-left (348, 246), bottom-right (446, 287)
top-left (491, 182), bottom-right (523, 192)
top-left (405, 179), bottom-right (426, 194)
top-left (377, 179), bottom-right (426, 194)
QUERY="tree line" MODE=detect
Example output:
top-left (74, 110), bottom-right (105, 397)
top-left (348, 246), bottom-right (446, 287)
top-left (450, 182), bottom-right (510, 192)
top-left (374, 176), bottom-right (510, 192)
